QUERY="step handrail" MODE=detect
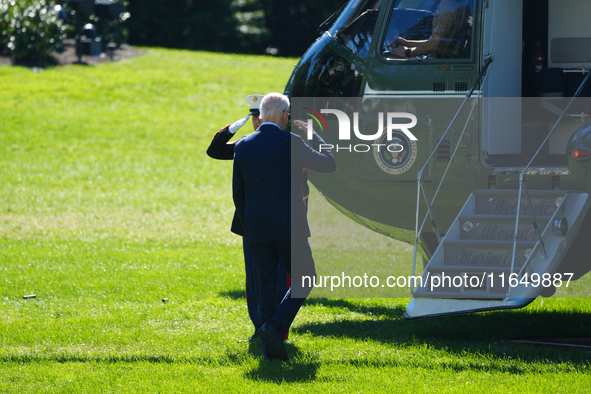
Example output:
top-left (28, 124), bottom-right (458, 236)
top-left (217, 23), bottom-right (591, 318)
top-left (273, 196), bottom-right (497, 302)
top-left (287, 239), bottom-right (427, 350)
top-left (514, 195), bottom-right (569, 284)
top-left (506, 70), bottom-right (591, 300)
top-left (412, 56), bottom-right (494, 292)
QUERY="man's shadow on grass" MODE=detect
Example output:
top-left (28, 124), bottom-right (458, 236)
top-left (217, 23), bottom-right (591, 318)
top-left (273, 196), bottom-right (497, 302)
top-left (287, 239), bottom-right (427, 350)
top-left (244, 338), bottom-right (318, 383)
top-left (296, 298), bottom-right (591, 368)
top-left (240, 298), bottom-right (403, 383)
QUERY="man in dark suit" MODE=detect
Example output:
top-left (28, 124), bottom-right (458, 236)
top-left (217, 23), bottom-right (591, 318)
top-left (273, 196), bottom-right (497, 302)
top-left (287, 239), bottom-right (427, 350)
top-left (206, 95), bottom-right (290, 342)
top-left (233, 93), bottom-right (336, 360)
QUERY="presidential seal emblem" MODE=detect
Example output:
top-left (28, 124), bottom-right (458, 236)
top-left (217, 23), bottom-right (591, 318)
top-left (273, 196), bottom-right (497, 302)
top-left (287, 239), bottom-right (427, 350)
top-left (373, 130), bottom-right (417, 175)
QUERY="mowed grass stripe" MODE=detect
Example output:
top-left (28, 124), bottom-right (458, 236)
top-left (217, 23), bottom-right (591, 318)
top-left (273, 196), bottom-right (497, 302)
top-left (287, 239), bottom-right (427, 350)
top-left (1, 49), bottom-right (591, 392)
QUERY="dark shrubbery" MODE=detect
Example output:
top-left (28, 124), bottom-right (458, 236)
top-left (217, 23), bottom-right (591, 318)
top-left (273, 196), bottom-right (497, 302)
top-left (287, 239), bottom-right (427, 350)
top-left (0, 1), bottom-right (14, 54)
top-left (125, 0), bottom-right (244, 53)
top-left (254, 0), bottom-right (347, 57)
top-left (0, 0), bottom-right (66, 64)
top-left (0, 0), bottom-right (348, 62)
top-left (124, 0), bottom-right (347, 57)
top-left (61, 0), bottom-right (130, 49)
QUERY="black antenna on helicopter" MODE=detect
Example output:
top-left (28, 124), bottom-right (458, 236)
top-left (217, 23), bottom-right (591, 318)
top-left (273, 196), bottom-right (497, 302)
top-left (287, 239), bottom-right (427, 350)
top-left (318, 2), bottom-right (348, 33)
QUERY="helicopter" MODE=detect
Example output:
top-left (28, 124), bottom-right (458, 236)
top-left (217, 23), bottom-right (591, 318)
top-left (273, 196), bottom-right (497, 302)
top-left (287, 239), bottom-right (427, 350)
top-left (284, 0), bottom-right (591, 318)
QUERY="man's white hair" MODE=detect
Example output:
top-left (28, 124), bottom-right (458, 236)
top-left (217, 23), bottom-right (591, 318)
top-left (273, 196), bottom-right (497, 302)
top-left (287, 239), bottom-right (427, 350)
top-left (260, 93), bottom-right (290, 121)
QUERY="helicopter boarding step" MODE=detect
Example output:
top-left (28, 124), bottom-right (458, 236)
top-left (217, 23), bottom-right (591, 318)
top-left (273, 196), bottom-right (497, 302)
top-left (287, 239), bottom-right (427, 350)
top-left (405, 189), bottom-right (590, 319)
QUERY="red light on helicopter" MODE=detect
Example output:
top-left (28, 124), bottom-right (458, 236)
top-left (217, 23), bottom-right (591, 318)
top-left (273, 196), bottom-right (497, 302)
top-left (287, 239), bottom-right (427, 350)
top-left (573, 149), bottom-right (591, 160)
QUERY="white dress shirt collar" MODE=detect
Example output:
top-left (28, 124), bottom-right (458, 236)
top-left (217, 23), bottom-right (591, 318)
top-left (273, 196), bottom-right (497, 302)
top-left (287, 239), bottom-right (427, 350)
top-left (260, 122), bottom-right (281, 129)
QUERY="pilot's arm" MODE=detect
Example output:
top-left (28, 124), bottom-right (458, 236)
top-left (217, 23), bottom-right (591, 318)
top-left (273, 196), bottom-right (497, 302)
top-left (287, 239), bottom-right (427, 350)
top-left (392, 34), bottom-right (444, 58)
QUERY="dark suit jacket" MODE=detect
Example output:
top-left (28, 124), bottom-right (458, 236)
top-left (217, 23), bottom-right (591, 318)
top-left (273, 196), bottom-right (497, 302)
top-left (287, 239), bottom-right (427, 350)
top-left (207, 124), bottom-right (312, 236)
top-left (232, 123), bottom-right (336, 244)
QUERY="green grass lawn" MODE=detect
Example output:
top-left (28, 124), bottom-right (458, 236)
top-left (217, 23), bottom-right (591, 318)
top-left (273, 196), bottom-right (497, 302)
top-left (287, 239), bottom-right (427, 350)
top-left (1, 48), bottom-right (591, 393)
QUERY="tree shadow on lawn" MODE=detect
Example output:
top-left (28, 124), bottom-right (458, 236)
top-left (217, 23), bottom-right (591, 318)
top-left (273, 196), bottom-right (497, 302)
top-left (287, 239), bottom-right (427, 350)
top-left (219, 289), bottom-right (245, 300)
top-left (296, 298), bottom-right (591, 368)
top-left (305, 298), bottom-right (405, 318)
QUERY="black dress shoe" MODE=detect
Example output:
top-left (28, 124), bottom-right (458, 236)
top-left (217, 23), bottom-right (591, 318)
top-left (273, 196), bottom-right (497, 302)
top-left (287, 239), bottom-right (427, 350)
top-left (237, 332), bottom-right (258, 343)
top-left (258, 322), bottom-right (288, 361)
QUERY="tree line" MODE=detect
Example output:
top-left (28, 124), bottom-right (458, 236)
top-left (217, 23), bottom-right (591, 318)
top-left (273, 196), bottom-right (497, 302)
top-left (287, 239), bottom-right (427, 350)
top-left (0, 0), bottom-right (348, 63)
top-left (125, 0), bottom-right (347, 57)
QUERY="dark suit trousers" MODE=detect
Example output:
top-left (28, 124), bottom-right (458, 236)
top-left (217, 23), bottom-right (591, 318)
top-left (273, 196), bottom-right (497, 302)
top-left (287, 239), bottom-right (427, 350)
top-left (243, 239), bottom-right (289, 332)
top-left (250, 238), bottom-right (316, 335)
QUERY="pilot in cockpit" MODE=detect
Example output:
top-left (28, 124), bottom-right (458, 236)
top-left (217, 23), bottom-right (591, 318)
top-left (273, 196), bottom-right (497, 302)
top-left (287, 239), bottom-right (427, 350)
top-left (384, 0), bottom-right (472, 59)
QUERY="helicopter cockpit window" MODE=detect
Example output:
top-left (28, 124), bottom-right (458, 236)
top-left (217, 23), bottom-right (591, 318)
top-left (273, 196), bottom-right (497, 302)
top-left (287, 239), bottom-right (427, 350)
top-left (382, 0), bottom-right (474, 60)
top-left (329, 0), bottom-right (383, 58)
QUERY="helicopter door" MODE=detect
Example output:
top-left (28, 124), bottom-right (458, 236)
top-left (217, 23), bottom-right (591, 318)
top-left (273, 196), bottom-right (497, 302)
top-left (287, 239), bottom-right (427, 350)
top-left (481, 0), bottom-right (523, 157)
top-left (548, 0), bottom-right (591, 70)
